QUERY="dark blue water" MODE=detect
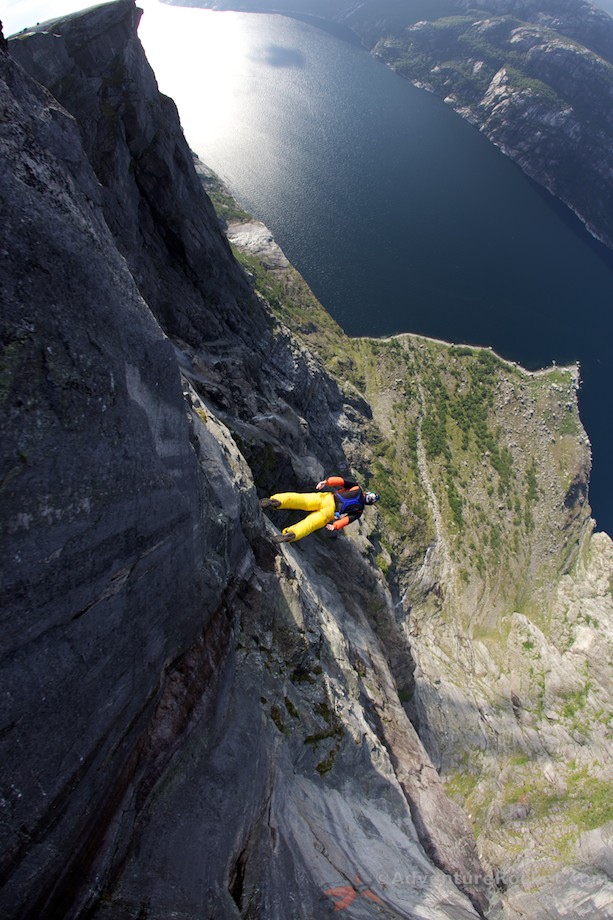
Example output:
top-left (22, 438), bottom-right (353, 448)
top-left (142, 10), bottom-right (613, 534)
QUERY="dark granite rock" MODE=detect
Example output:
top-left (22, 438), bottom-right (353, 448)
top-left (8, 0), bottom-right (256, 347)
top-left (0, 33), bottom-right (251, 918)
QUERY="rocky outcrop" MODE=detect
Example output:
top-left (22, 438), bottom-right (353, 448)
top-left (2, 3), bottom-right (612, 920)
top-left (456, 0), bottom-right (613, 64)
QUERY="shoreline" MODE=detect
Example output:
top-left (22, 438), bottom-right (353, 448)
top-left (225, 208), bottom-right (580, 383)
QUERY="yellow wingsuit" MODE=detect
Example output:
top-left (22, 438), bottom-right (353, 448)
top-left (262, 475), bottom-right (379, 543)
top-left (269, 490), bottom-right (337, 542)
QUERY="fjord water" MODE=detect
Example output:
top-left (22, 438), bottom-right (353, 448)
top-left (139, 4), bottom-right (613, 535)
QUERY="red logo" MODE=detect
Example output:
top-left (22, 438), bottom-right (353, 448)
top-left (323, 875), bottom-right (384, 912)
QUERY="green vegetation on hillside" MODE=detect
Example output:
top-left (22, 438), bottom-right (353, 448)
top-left (206, 169), bottom-right (584, 604)
top-left (376, 11), bottom-right (576, 111)
top-left (199, 163), bottom-right (601, 908)
top-left (202, 165), bottom-right (585, 604)
top-left (196, 167), bottom-right (252, 223)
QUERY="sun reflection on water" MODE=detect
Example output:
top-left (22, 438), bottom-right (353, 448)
top-left (138, 1), bottom-right (249, 152)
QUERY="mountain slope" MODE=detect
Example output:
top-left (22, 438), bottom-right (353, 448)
top-left (223, 209), bottom-right (613, 918)
top-left (2, 4), bottom-right (612, 919)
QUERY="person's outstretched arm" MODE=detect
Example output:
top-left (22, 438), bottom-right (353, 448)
top-left (316, 476), bottom-right (357, 490)
top-left (326, 513), bottom-right (359, 532)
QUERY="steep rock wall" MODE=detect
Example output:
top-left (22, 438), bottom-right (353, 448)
top-left (1, 7), bottom-right (490, 919)
top-left (0, 31), bottom-right (250, 917)
top-left (9, 0), bottom-right (251, 346)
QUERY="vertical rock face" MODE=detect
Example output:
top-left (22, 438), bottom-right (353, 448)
top-left (7, 0), bottom-right (356, 474)
top-left (0, 21), bottom-right (254, 917)
top-left (2, 6), bottom-right (488, 918)
top-left (2, 4), bottom-right (612, 920)
top-left (8, 0), bottom-right (257, 346)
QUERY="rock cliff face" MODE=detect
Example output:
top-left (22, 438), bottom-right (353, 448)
top-left (1, 6), bottom-right (486, 918)
top-left (372, 1), bottom-right (613, 250)
top-left (1, 4), bottom-right (612, 920)
top-left (189, 0), bottom-right (613, 250)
